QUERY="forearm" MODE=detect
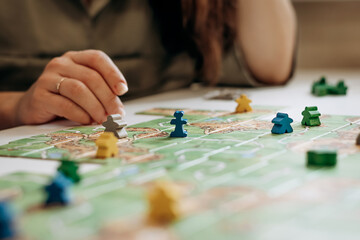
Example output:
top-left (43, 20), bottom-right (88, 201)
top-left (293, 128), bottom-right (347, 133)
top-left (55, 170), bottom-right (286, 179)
top-left (0, 92), bottom-right (24, 130)
top-left (238, 0), bottom-right (297, 84)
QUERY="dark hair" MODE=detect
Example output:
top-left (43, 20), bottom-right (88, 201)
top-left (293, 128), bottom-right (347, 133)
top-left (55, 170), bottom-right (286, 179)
top-left (149, 0), bottom-right (238, 85)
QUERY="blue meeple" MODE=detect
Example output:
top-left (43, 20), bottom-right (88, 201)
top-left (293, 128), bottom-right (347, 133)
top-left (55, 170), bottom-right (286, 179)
top-left (0, 201), bottom-right (16, 239)
top-left (44, 172), bottom-right (73, 206)
top-left (271, 112), bottom-right (293, 134)
top-left (170, 111), bottom-right (188, 138)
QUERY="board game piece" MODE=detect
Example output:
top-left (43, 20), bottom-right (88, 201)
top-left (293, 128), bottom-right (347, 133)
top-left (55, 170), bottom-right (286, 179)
top-left (301, 106), bottom-right (321, 126)
top-left (102, 114), bottom-right (128, 139)
top-left (44, 173), bottom-right (72, 207)
top-left (57, 161), bottom-right (81, 183)
top-left (307, 149), bottom-right (337, 167)
top-left (2, 106), bottom-right (360, 239)
top-left (328, 80), bottom-right (348, 95)
top-left (335, 81), bottom-right (348, 95)
top-left (313, 85), bottom-right (328, 97)
top-left (271, 112), bottom-right (293, 134)
top-left (235, 94), bottom-right (252, 113)
top-left (147, 181), bottom-right (180, 225)
top-left (170, 111), bottom-right (188, 138)
top-left (312, 76), bottom-right (327, 95)
top-left (356, 133), bottom-right (360, 146)
top-left (312, 76), bottom-right (348, 96)
top-left (95, 132), bottom-right (118, 158)
top-left (0, 201), bottom-right (16, 239)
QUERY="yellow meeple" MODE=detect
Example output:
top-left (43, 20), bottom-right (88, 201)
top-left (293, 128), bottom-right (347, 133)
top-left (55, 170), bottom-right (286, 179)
top-left (235, 94), bottom-right (252, 113)
top-left (147, 181), bottom-right (180, 224)
top-left (95, 132), bottom-right (118, 158)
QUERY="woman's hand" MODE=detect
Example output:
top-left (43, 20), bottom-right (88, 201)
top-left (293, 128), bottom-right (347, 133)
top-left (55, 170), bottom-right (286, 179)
top-left (15, 50), bottom-right (127, 126)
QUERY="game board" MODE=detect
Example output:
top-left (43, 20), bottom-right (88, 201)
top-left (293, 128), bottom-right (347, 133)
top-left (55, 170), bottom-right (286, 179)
top-left (0, 106), bottom-right (360, 240)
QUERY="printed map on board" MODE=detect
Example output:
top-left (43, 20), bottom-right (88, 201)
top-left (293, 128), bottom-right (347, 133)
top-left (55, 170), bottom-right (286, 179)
top-left (0, 106), bottom-right (360, 240)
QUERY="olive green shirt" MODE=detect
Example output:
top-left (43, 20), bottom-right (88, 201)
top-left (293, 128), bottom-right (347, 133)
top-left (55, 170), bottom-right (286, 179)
top-left (0, 0), bottom-right (260, 99)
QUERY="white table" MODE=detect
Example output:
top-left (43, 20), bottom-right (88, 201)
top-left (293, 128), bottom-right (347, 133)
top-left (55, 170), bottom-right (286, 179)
top-left (1, 69), bottom-right (359, 176)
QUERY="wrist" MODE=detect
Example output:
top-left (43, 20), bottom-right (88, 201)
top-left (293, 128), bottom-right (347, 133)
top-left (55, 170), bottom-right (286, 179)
top-left (0, 92), bottom-right (25, 129)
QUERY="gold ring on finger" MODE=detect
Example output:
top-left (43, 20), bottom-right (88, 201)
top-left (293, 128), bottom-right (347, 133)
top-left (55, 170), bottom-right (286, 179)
top-left (56, 77), bottom-right (67, 94)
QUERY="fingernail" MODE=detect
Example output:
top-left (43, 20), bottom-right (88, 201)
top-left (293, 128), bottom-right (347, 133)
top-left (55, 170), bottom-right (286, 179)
top-left (116, 83), bottom-right (128, 96)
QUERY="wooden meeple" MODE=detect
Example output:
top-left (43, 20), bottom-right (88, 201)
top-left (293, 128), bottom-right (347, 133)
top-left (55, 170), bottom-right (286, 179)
top-left (102, 114), bottom-right (128, 139)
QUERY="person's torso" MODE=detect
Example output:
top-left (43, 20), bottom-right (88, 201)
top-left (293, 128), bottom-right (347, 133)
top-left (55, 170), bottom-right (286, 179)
top-left (0, 0), bottom-right (195, 99)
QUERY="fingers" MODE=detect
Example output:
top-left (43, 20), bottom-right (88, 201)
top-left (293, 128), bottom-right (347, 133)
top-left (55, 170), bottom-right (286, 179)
top-left (66, 50), bottom-right (128, 96)
top-left (56, 77), bottom-right (108, 124)
top-left (43, 91), bottom-right (92, 125)
top-left (56, 61), bottom-right (125, 116)
top-left (34, 50), bottom-right (128, 126)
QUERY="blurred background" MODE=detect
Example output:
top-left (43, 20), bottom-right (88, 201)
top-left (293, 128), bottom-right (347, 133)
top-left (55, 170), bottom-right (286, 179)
top-left (293, 0), bottom-right (360, 69)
